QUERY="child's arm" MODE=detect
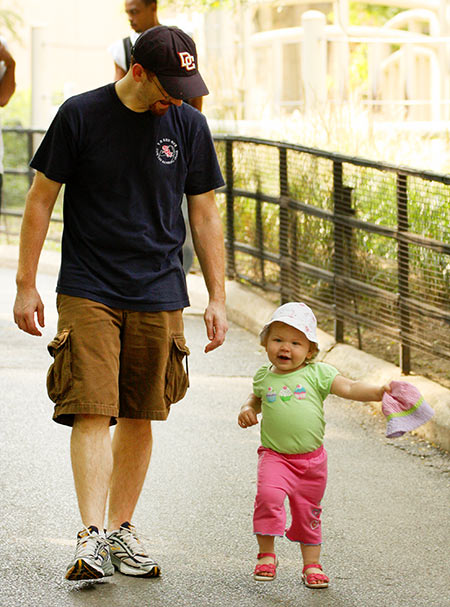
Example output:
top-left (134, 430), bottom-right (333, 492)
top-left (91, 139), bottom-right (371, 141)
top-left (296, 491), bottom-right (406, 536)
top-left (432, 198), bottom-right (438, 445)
top-left (238, 393), bottom-right (262, 428)
top-left (331, 375), bottom-right (391, 402)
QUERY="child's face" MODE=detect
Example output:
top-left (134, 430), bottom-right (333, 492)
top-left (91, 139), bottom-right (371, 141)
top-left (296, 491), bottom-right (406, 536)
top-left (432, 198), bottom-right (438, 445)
top-left (265, 322), bottom-right (313, 374)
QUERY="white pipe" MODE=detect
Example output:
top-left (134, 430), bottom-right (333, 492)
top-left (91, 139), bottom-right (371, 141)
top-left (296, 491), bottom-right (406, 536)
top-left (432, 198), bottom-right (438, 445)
top-left (301, 11), bottom-right (327, 110)
top-left (31, 25), bottom-right (48, 130)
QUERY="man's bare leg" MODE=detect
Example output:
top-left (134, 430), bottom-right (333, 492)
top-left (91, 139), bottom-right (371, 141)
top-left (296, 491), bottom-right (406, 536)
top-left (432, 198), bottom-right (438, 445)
top-left (71, 414), bottom-right (113, 530)
top-left (107, 418), bottom-right (153, 530)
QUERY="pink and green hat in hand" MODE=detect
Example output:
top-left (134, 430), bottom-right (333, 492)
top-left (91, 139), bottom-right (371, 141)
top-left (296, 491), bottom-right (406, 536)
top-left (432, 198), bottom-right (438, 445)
top-left (382, 381), bottom-right (434, 438)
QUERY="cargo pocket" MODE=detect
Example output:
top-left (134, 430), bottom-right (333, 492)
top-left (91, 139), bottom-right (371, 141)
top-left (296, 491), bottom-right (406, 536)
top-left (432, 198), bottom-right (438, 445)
top-left (165, 334), bottom-right (190, 405)
top-left (46, 329), bottom-right (72, 402)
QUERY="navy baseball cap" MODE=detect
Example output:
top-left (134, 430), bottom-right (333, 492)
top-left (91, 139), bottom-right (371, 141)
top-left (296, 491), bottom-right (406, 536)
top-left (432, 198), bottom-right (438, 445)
top-left (131, 25), bottom-right (209, 100)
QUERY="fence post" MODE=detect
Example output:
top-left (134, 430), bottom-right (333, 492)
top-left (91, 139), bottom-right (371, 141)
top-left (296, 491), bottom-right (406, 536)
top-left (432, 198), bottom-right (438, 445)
top-left (397, 172), bottom-right (411, 374)
top-left (255, 179), bottom-right (266, 288)
top-left (279, 147), bottom-right (290, 303)
top-left (225, 139), bottom-right (236, 279)
top-left (333, 160), bottom-right (345, 342)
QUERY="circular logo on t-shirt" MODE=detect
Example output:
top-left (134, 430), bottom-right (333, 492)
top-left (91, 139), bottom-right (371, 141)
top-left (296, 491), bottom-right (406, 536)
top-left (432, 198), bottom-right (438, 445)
top-left (156, 138), bottom-right (179, 165)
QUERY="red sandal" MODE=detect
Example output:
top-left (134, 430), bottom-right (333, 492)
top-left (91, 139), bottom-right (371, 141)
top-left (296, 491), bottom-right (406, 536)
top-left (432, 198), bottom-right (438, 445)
top-left (253, 552), bottom-right (278, 581)
top-left (302, 563), bottom-right (329, 588)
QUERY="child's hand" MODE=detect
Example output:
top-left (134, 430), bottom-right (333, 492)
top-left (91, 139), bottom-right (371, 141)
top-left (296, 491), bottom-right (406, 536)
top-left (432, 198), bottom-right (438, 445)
top-left (238, 393), bottom-right (261, 428)
top-left (372, 382), bottom-right (394, 401)
top-left (382, 381), bottom-right (393, 396)
top-left (238, 406), bottom-right (259, 428)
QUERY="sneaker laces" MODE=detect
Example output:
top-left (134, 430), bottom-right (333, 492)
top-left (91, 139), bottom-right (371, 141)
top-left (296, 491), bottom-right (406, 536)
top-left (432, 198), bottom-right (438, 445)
top-left (75, 529), bottom-right (103, 559)
top-left (119, 526), bottom-right (146, 557)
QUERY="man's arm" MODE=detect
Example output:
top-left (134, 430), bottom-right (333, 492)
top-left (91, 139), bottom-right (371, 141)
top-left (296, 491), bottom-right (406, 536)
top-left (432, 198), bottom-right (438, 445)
top-left (187, 190), bottom-right (228, 352)
top-left (14, 172), bottom-right (62, 336)
top-left (0, 42), bottom-right (16, 106)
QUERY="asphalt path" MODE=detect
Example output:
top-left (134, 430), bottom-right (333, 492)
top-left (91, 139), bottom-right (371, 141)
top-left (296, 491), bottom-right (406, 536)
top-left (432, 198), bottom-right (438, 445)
top-left (0, 266), bottom-right (449, 607)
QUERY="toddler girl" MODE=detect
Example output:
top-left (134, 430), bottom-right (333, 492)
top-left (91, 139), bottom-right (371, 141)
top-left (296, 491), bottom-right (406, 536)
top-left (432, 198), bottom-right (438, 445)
top-left (238, 302), bottom-right (391, 588)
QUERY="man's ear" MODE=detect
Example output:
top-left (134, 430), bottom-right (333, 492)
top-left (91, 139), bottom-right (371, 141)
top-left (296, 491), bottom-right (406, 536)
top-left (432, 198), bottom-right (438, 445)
top-left (131, 63), bottom-right (146, 82)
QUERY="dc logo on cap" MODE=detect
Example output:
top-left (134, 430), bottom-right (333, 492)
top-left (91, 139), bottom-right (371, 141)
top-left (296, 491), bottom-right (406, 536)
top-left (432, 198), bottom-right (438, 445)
top-left (156, 138), bottom-right (179, 165)
top-left (178, 52), bottom-right (196, 71)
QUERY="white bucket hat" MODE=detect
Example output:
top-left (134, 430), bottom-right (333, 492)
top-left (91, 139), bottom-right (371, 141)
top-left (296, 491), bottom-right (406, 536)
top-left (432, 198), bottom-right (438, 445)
top-left (260, 302), bottom-right (319, 347)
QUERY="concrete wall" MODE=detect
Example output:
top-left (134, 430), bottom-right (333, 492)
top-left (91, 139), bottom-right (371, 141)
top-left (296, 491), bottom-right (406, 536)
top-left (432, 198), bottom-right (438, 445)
top-left (9, 0), bottom-right (125, 120)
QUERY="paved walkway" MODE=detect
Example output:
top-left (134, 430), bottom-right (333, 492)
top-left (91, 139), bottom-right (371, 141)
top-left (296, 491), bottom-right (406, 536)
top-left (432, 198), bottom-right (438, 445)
top-left (0, 261), bottom-right (449, 606)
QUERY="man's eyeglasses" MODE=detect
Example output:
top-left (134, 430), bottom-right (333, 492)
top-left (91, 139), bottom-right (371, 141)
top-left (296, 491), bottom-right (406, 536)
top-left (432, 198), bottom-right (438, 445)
top-left (151, 76), bottom-right (171, 102)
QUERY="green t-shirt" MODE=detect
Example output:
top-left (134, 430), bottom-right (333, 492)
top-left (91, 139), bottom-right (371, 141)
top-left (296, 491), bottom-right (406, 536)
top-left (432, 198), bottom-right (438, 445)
top-left (253, 362), bottom-right (339, 454)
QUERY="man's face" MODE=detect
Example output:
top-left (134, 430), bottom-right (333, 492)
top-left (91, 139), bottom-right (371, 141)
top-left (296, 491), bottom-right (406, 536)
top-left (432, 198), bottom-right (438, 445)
top-left (140, 72), bottom-right (183, 116)
top-left (125, 0), bottom-right (157, 33)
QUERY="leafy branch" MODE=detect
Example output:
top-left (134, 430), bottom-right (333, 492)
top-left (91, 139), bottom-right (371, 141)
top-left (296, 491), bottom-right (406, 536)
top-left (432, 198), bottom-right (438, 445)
top-left (159, 0), bottom-right (242, 11)
top-left (0, 6), bottom-right (23, 41)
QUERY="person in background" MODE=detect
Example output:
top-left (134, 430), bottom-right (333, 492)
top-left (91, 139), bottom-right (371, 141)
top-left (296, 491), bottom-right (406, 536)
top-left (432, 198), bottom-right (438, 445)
top-left (109, 0), bottom-right (201, 273)
top-left (109, 0), bottom-right (202, 111)
top-left (0, 37), bottom-right (16, 212)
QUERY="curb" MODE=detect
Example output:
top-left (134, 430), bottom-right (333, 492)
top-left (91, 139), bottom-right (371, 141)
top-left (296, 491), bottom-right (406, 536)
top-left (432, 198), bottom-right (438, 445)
top-left (0, 244), bottom-right (61, 276)
top-left (3, 244), bottom-right (449, 452)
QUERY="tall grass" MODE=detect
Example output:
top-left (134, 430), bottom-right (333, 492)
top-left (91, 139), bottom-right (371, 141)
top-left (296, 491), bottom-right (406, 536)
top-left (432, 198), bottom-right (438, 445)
top-left (215, 136), bottom-right (450, 311)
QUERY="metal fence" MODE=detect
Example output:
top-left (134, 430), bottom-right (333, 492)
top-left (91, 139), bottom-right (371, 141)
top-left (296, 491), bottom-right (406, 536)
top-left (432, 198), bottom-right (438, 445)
top-left (1, 128), bottom-right (449, 382)
top-left (213, 135), bottom-right (450, 380)
top-left (2, 127), bottom-right (44, 189)
top-left (0, 127), bottom-right (62, 239)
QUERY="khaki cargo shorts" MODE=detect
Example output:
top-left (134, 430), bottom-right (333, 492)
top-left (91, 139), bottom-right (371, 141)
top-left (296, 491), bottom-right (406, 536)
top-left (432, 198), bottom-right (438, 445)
top-left (46, 294), bottom-right (190, 426)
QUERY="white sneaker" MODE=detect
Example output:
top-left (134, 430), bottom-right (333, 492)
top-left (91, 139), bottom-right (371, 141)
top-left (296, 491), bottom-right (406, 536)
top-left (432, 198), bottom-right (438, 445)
top-left (107, 522), bottom-right (161, 577)
top-left (65, 526), bottom-right (114, 580)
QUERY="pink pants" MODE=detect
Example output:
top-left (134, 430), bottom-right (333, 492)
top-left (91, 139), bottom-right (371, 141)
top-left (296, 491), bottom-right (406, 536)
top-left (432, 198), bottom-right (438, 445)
top-left (253, 445), bottom-right (327, 545)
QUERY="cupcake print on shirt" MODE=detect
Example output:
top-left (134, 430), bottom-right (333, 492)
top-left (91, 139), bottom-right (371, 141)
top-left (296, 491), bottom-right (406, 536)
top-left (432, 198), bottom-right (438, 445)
top-left (266, 387), bottom-right (277, 403)
top-left (294, 384), bottom-right (306, 400)
top-left (279, 385), bottom-right (293, 402)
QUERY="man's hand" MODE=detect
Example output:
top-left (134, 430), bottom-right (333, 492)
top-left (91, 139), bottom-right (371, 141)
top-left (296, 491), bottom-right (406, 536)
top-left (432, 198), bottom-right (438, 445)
top-left (203, 300), bottom-right (228, 353)
top-left (13, 286), bottom-right (45, 336)
top-left (13, 172), bottom-right (61, 336)
top-left (0, 41), bottom-right (15, 107)
top-left (0, 42), bottom-right (14, 66)
top-left (187, 190), bottom-right (227, 353)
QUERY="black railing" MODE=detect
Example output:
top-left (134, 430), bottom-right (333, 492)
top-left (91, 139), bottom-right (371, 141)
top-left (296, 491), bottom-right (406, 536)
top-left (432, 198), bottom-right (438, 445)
top-left (1, 128), bottom-right (449, 381)
top-left (213, 135), bottom-right (450, 378)
top-left (0, 127), bottom-right (62, 238)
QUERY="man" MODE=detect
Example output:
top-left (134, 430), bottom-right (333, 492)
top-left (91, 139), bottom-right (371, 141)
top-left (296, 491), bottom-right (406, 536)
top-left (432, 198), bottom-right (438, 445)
top-left (109, 0), bottom-right (202, 110)
top-left (0, 36), bottom-right (16, 212)
top-left (14, 25), bottom-right (228, 581)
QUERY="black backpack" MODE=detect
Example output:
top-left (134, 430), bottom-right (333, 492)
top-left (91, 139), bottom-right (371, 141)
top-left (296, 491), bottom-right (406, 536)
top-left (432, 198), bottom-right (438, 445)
top-left (123, 37), bottom-right (132, 71)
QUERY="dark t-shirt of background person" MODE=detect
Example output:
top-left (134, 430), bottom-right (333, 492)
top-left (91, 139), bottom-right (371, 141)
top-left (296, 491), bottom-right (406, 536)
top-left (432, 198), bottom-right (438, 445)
top-left (31, 84), bottom-right (224, 312)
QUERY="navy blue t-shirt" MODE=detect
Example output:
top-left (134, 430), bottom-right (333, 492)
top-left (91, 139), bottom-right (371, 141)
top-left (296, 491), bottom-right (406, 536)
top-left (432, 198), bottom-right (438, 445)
top-left (31, 83), bottom-right (225, 311)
